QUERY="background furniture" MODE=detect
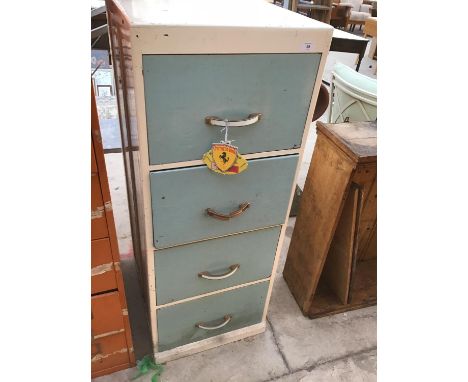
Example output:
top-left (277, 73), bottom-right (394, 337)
top-left (344, 0), bottom-right (372, 31)
top-left (283, 121), bottom-right (376, 318)
top-left (295, 1), bottom-right (333, 24)
top-left (364, 17), bottom-right (377, 59)
top-left (291, 30), bottom-right (370, 218)
top-left (363, 0), bottom-right (377, 17)
top-left (107, 0), bottom-right (332, 363)
top-left (91, 85), bottom-right (135, 377)
top-left (329, 62), bottom-right (377, 122)
top-left (330, 2), bottom-right (353, 29)
top-left (91, 4), bottom-right (109, 52)
top-left (309, 0), bottom-right (333, 23)
top-left (330, 28), bottom-right (369, 72)
top-left (296, 1), bottom-right (316, 18)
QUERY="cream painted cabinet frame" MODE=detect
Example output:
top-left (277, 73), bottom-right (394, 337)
top-left (106, 0), bottom-right (332, 362)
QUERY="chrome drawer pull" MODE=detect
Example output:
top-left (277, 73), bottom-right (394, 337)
top-left (205, 113), bottom-right (262, 127)
top-left (196, 315), bottom-right (232, 330)
top-left (199, 264), bottom-right (240, 280)
top-left (206, 202), bottom-right (250, 221)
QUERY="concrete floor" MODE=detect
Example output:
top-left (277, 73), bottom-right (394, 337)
top-left (94, 29), bottom-right (377, 382)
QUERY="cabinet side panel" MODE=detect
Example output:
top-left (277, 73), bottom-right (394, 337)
top-left (107, 0), bottom-right (148, 296)
top-left (321, 187), bottom-right (359, 304)
top-left (283, 133), bottom-right (355, 312)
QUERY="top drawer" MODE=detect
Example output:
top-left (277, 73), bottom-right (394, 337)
top-left (143, 53), bottom-right (321, 165)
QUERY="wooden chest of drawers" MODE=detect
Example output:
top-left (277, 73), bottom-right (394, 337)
top-left (106, 0), bottom-right (332, 362)
top-left (92, 85), bottom-right (135, 377)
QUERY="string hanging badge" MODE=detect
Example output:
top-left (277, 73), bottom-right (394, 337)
top-left (202, 119), bottom-right (248, 175)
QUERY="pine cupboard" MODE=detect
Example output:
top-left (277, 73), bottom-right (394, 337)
top-left (283, 121), bottom-right (377, 318)
top-left (106, 0), bottom-right (333, 362)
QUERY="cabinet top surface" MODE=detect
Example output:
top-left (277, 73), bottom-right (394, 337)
top-left (111, 0), bottom-right (333, 31)
top-left (317, 121), bottom-right (377, 162)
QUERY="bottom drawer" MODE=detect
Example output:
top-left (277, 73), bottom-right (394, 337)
top-left (157, 281), bottom-right (269, 352)
top-left (91, 332), bottom-right (131, 375)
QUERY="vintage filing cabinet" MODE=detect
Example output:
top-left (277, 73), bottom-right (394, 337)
top-left (92, 85), bottom-right (135, 377)
top-left (106, 0), bottom-right (333, 362)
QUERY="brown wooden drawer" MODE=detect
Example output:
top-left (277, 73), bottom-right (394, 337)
top-left (91, 174), bottom-right (108, 240)
top-left (92, 292), bottom-right (125, 336)
top-left (91, 238), bottom-right (118, 294)
top-left (91, 332), bottom-right (131, 375)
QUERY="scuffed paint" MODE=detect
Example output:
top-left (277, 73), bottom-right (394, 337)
top-left (91, 206), bottom-right (105, 219)
top-left (93, 328), bottom-right (125, 340)
top-left (91, 347), bottom-right (127, 362)
top-left (91, 262), bottom-right (113, 276)
top-left (104, 201), bottom-right (113, 211)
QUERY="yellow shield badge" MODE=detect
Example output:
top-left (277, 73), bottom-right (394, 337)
top-left (212, 143), bottom-right (238, 172)
top-left (202, 121), bottom-right (248, 175)
top-left (202, 143), bottom-right (248, 175)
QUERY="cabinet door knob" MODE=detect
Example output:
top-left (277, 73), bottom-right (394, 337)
top-left (196, 315), bottom-right (232, 330)
top-left (206, 202), bottom-right (250, 221)
top-left (205, 113), bottom-right (262, 127)
top-left (199, 264), bottom-right (240, 280)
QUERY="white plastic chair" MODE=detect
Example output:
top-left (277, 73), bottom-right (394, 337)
top-left (328, 63), bottom-right (377, 123)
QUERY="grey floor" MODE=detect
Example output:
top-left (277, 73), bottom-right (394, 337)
top-left (94, 28), bottom-right (377, 382)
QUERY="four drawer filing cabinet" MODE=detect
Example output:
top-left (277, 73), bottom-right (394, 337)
top-left (107, 0), bottom-right (333, 362)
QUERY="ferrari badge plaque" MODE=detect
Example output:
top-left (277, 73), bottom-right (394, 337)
top-left (203, 120), bottom-right (248, 175)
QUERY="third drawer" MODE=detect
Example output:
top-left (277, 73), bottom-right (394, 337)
top-left (155, 226), bottom-right (281, 305)
top-left (150, 154), bottom-right (298, 249)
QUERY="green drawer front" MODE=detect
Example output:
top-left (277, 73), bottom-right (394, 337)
top-left (157, 282), bottom-right (268, 352)
top-left (143, 53), bottom-right (321, 165)
top-left (150, 155), bottom-right (298, 249)
top-left (155, 226), bottom-right (281, 305)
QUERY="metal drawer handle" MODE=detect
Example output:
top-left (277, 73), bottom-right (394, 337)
top-left (206, 202), bottom-right (250, 221)
top-left (205, 113), bottom-right (262, 127)
top-left (199, 264), bottom-right (240, 280)
top-left (196, 315), bottom-right (232, 330)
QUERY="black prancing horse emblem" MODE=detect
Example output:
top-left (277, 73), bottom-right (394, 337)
top-left (219, 151), bottom-right (229, 164)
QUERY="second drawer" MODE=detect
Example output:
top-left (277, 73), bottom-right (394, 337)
top-left (150, 155), bottom-right (298, 248)
top-left (155, 226), bottom-right (281, 305)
